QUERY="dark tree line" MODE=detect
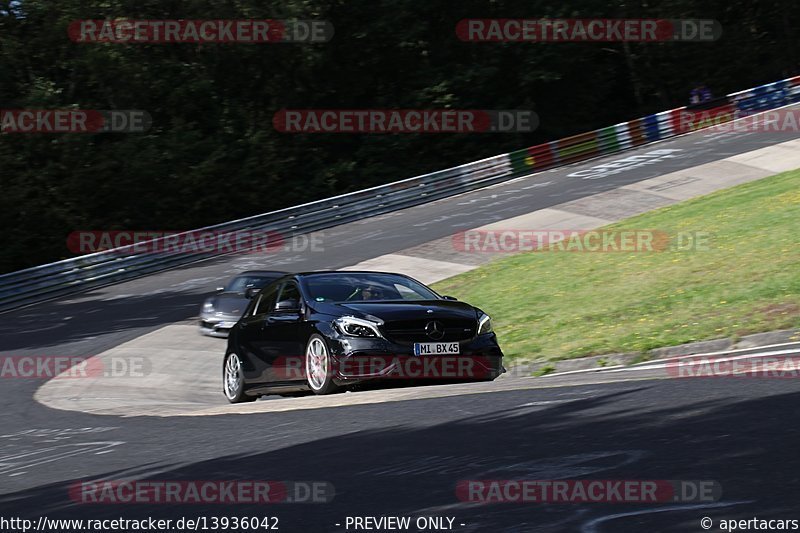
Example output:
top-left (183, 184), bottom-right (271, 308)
top-left (1, 0), bottom-right (798, 273)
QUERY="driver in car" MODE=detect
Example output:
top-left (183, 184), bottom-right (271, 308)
top-left (361, 285), bottom-right (385, 300)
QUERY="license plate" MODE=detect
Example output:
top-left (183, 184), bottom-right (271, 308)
top-left (414, 342), bottom-right (460, 356)
top-left (216, 321), bottom-right (236, 329)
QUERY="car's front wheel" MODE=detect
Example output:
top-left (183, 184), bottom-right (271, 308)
top-left (223, 352), bottom-right (257, 403)
top-left (306, 335), bottom-right (339, 395)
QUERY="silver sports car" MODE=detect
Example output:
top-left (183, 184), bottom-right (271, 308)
top-left (199, 270), bottom-right (287, 337)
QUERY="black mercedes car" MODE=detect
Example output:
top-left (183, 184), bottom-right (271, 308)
top-left (199, 270), bottom-right (287, 337)
top-left (222, 271), bottom-right (505, 402)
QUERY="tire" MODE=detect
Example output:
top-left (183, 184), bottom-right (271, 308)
top-left (305, 334), bottom-right (339, 395)
top-left (223, 352), bottom-right (257, 403)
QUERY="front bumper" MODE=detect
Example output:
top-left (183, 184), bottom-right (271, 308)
top-left (326, 333), bottom-right (505, 385)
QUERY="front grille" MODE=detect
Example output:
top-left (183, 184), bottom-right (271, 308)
top-left (381, 318), bottom-right (476, 345)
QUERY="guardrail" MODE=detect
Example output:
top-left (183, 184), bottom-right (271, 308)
top-left (2, 75), bottom-right (799, 313)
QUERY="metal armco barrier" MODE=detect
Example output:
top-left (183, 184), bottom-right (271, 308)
top-left (1, 75), bottom-right (799, 313)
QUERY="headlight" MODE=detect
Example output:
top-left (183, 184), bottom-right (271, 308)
top-left (478, 314), bottom-right (493, 335)
top-left (203, 301), bottom-right (215, 312)
top-left (334, 316), bottom-right (383, 338)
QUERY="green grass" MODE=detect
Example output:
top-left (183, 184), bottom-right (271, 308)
top-left (532, 363), bottom-right (557, 377)
top-left (433, 169), bottom-right (800, 364)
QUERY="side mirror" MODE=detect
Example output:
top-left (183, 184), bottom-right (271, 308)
top-left (442, 295), bottom-right (458, 301)
top-left (244, 287), bottom-right (261, 300)
top-left (275, 299), bottom-right (301, 313)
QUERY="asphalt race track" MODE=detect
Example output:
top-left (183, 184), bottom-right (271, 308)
top-left (2, 124), bottom-right (800, 532)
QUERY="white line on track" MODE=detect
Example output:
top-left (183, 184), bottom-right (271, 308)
top-left (580, 500), bottom-right (753, 533)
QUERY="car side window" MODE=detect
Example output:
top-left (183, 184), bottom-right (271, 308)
top-left (394, 283), bottom-right (425, 300)
top-left (275, 282), bottom-right (301, 310)
top-left (252, 285), bottom-right (279, 316)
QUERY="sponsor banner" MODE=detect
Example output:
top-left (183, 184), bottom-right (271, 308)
top-left (456, 480), bottom-right (722, 503)
top-left (68, 19), bottom-right (333, 43)
top-left (0, 110), bottom-right (151, 133)
top-left (273, 110), bottom-right (539, 133)
top-left (456, 19), bottom-right (721, 43)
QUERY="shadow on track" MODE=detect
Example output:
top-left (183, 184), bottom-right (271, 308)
top-left (2, 385), bottom-right (799, 532)
top-left (0, 289), bottom-right (215, 352)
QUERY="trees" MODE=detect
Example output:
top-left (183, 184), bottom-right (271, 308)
top-left (1, 0), bottom-right (797, 272)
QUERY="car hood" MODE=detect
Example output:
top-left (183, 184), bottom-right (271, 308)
top-left (203, 293), bottom-right (249, 317)
top-left (326, 300), bottom-right (478, 322)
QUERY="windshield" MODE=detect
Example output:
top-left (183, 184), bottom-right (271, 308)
top-left (304, 273), bottom-right (439, 303)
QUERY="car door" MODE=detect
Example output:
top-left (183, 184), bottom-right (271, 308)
top-left (237, 283), bottom-right (281, 383)
top-left (264, 281), bottom-right (306, 383)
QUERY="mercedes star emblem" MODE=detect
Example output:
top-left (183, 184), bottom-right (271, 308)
top-left (425, 320), bottom-right (445, 340)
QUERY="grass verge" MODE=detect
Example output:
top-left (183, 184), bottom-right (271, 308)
top-left (433, 169), bottom-right (800, 364)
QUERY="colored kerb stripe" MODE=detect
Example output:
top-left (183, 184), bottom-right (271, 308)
top-left (614, 123), bottom-right (632, 150)
top-left (655, 111), bottom-right (674, 138)
top-left (509, 143), bottom-right (557, 173)
top-left (509, 147), bottom-right (534, 173)
top-left (669, 108), bottom-right (688, 135)
top-left (642, 114), bottom-right (661, 142)
top-left (748, 85), bottom-right (788, 109)
top-left (557, 131), bottom-right (599, 160)
top-left (597, 126), bottom-right (621, 154)
top-left (627, 118), bottom-right (648, 146)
